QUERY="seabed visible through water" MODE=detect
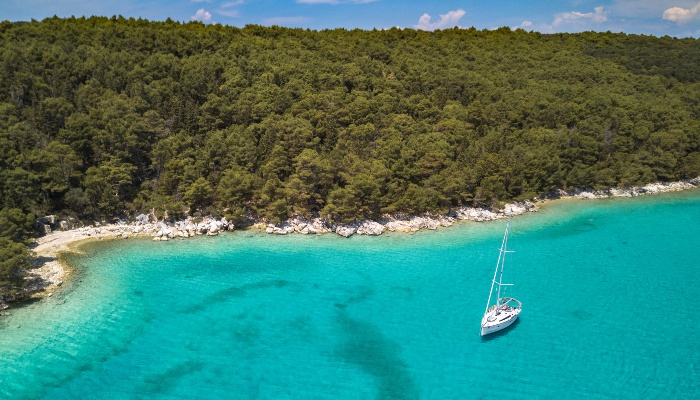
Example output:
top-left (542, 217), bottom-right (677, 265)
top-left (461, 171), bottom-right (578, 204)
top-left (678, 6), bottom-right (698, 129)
top-left (2, 189), bottom-right (700, 399)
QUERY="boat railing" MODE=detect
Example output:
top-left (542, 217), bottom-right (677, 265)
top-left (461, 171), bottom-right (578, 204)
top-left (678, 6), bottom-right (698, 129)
top-left (499, 297), bottom-right (522, 309)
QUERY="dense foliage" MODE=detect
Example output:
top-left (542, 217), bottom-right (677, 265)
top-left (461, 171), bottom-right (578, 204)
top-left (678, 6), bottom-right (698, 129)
top-left (1, 17), bottom-right (700, 226)
top-left (0, 208), bottom-right (33, 303)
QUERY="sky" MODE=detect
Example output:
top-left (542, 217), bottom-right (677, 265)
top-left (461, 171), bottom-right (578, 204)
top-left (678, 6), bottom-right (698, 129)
top-left (2, 0), bottom-right (700, 38)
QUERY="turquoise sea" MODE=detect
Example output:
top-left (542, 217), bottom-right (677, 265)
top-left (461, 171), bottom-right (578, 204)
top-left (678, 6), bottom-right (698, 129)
top-left (1, 191), bottom-right (700, 399)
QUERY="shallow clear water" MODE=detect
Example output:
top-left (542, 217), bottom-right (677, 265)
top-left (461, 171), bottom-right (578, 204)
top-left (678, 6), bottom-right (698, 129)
top-left (1, 191), bottom-right (700, 399)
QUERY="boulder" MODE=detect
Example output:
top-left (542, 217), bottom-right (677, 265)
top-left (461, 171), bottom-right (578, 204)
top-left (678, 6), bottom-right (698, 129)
top-left (452, 207), bottom-right (499, 222)
top-left (336, 225), bottom-right (357, 238)
top-left (438, 216), bottom-right (454, 227)
top-left (384, 219), bottom-right (411, 232)
top-left (37, 215), bottom-right (57, 225)
top-left (424, 218), bottom-right (439, 230)
top-left (356, 221), bottom-right (385, 236)
top-left (503, 201), bottom-right (538, 215)
top-left (311, 219), bottom-right (331, 233)
top-left (265, 223), bottom-right (294, 235)
top-left (220, 217), bottom-right (235, 231)
top-left (207, 221), bottom-right (220, 236)
top-left (272, 227), bottom-right (288, 235)
top-left (181, 221), bottom-right (194, 237)
top-left (36, 222), bottom-right (52, 235)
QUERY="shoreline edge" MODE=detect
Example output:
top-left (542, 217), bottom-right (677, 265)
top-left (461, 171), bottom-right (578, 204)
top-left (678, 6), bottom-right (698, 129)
top-left (12, 177), bottom-right (700, 310)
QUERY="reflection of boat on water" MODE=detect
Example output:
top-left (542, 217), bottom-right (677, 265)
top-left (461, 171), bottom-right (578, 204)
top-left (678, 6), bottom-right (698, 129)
top-left (481, 214), bottom-right (522, 337)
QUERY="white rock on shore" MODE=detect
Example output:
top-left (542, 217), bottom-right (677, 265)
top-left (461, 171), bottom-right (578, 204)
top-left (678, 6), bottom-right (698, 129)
top-left (335, 225), bottom-right (357, 238)
top-left (356, 221), bottom-right (385, 236)
top-left (266, 223), bottom-right (295, 235)
top-left (546, 177), bottom-right (700, 201)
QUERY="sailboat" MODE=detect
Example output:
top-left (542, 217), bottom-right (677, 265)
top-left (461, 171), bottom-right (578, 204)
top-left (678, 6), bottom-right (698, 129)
top-left (481, 214), bottom-right (522, 336)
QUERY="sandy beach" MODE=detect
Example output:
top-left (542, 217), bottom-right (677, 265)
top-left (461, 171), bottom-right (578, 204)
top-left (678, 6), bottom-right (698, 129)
top-left (25, 230), bottom-right (120, 299)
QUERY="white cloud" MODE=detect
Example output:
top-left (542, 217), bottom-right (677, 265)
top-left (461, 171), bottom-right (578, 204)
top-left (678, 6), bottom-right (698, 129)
top-left (221, 0), bottom-right (244, 7)
top-left (217, 9), bottom-right (240, 18)
top-left (552, 6), bottom-right (607, 27)
top-left (216, 0), bottom-right (243, 18)
top-left (415, 9), bottom-right (466, 31)
top-left (261, 16), bottom-right (311, 25)
top-left (191, 8), bottom-right (212, 21)
top-left (664, 7), bottom-right (693, 22)
top-left (512, 21), bottom-right (532, 31)
top-left (663, 2), bottom-right (700, 24)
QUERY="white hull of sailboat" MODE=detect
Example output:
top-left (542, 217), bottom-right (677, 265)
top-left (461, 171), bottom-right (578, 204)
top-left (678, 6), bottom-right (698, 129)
top-left (480, 309), bottom-right (520, 336)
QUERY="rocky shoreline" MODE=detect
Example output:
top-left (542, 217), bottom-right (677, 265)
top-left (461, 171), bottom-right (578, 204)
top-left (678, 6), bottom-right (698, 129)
top-left (258, 200), bottom-right (536, 238)
top-left (6, 176), bottom-right (697, 311)
top-left (260, 177), bottom-right (700, 237)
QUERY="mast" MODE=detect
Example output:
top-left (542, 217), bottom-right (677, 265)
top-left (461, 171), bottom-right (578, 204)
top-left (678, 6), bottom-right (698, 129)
top-left (496, 215), bottom-right (511, 305)
top-left (484, 213), bottom-right (513, 315)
